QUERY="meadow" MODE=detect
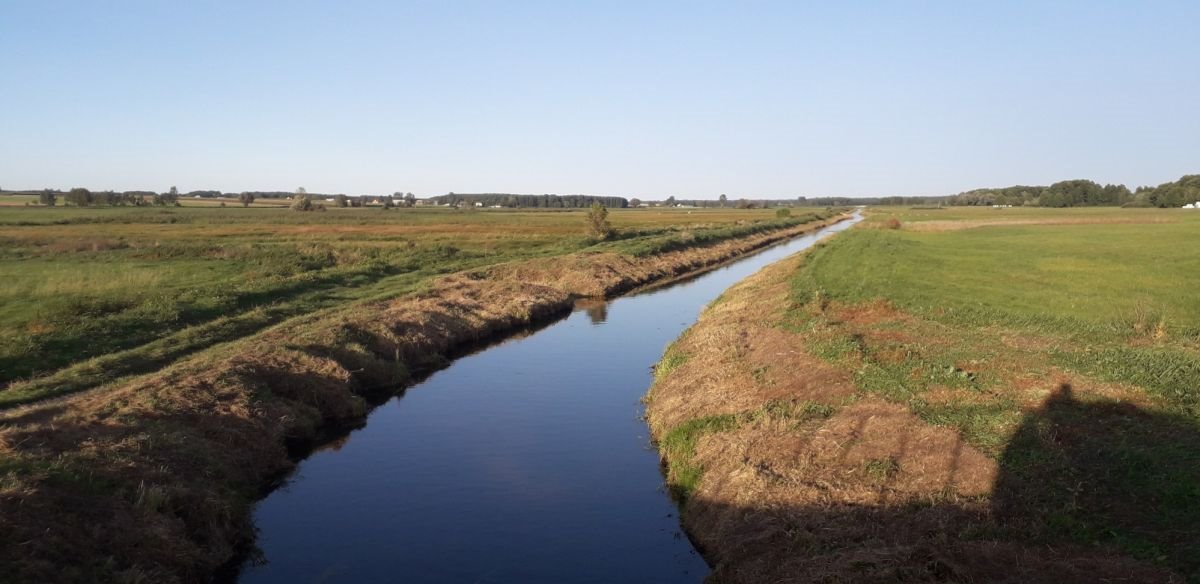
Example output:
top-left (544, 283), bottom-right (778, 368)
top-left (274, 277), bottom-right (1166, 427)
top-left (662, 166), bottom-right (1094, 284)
top-left (788, 206), bottom-right (1200, 575)
top-left (648, 205), bottom-right (1200, 581)
top-left (0, 200), bottom-right (831, 406)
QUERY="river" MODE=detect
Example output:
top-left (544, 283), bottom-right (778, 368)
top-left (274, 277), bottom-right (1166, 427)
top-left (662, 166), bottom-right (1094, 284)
top-left (237, 214), bottom-right (861, 583)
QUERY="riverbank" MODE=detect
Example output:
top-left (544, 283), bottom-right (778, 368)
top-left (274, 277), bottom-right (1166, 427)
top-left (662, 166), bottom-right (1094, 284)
top-left (0, 212), bottom-right (845, 583)
top-left (646, 208), bottom-right (1198, 583)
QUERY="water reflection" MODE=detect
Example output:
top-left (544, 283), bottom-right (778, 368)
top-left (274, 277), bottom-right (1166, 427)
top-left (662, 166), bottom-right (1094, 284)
top-left (239, 215), bottom-right (861, 584)
top-left (575, 299), bottom-right (610, 325)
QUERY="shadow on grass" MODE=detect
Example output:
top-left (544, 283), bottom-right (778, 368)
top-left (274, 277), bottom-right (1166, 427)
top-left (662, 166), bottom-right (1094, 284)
top-left (679, 385), bottom-right (1200, 583)
top-left (993, 384), bottom-right (1200, 581)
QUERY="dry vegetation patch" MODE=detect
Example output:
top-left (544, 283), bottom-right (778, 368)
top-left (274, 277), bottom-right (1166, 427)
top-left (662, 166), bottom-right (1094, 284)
top-left (904, 216), bottom-right (1179, 232)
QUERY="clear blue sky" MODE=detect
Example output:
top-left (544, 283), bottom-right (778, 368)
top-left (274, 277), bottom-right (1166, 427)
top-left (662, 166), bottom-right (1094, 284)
top-left (2, 1), bottom-right (1197, 198)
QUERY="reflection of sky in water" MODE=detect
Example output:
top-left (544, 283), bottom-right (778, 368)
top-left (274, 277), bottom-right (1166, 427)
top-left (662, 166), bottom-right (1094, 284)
top-left (240, 216), bottom-right (861, 584)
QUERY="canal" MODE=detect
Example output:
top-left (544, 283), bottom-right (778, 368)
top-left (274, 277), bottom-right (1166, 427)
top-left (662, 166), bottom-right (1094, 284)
top-left (239, 214), bottom-right (861, 583)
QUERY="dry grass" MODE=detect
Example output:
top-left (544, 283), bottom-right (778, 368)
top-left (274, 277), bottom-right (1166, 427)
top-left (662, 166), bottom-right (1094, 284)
top-left (905, 216), bottom-right (1179, 232)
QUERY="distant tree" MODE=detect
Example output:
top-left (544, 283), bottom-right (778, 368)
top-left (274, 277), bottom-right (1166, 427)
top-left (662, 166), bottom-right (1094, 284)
top-left (66, 187), bottom-right (93, 206)
top-left (404, 192), bottom-right (416, 207)
top-left (719, 194), bottom-right (728, 207)
top-left (38, 189), bottom-right (57, 206)
top-left (382, 197), bottom-right (395, 210)
top-left (629, 198), bottom-right (641, 208)
top-left (158, 186), bottom-right (179, 206)
top-left (665, 196), bottom-right (676, 207)
top-left (296, 187), bottom-right (307, 196)
top-left (94, 191), bottom-right (117, 206)
top-left (334, 194), bottom-right (349, 208)
top-left (239, 192), bottom-right (255, 207)
top-left (291, 193), bottom-right (315, 211)
top-left (736, 198), bottom-right (753, 209)
top-left (586, 202), bottom-right (613, 240)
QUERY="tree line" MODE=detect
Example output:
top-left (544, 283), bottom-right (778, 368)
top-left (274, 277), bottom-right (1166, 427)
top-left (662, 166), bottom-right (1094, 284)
top-left (35, 187), bottom-right (181, 207)
top-left (426, 193), bottom-right (630, 208)
top-left (949, 180), bottom-right (1132, 207)
top-left (1133, 175), bottom-right (1200, 208)
top-left (947, 175), bottom-right (1200, 208)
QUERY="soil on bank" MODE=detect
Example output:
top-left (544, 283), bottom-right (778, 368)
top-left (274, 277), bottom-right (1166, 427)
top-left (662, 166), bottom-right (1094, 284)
top-left (645, 230), bottom-right (1197, 582)
top-left (0, 213), bottom-right (844, 584)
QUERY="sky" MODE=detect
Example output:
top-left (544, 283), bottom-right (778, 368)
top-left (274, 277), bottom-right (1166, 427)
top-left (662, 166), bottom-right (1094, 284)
top-left (1, 1), bottom-right (1198, 199)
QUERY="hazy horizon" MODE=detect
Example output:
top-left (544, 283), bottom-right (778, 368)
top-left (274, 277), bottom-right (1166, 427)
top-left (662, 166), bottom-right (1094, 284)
top-left (3, 1), bottom-right (1197, 198)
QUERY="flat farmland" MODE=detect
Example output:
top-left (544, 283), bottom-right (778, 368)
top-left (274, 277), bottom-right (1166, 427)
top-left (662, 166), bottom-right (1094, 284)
top-left (0, 204), bottom-right (833, 405)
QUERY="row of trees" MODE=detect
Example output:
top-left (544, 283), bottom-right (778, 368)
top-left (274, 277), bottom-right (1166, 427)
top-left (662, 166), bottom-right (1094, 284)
top-left (22, 176), bottom-right (1196, 210)
top-left (37, 187), bottom-right (181, 207)
top-left (949, 180), bottom-right (1133, 207)
top-left (426, 193), bottom-right (629, 208)
top-left (1132, 175), bottom-right (1200, 208)
top-left (947, 175), bottom-right (1200, 208)
top-left (945, 176), bottom-right (1200, 209)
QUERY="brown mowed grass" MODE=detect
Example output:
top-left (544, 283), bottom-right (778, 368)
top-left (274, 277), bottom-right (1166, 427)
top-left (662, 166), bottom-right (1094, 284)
top-left (646, 249), bottom-right (1192, 583)
top-left (906, 216), bottom-right (1179, 232)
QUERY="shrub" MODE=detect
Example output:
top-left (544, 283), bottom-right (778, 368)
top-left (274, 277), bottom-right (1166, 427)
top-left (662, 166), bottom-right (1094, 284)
top-left (291, 195), bottom-right (315, 212)
top-left (884, 217), bottom-right (902, 230)
top-left (586, 202), bottom-right (614, 240)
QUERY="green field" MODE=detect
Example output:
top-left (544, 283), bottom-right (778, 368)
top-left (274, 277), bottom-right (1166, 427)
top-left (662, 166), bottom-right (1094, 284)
top-left (0, 204), bottom-right (833, 406)
top-left (811, 206), bottom-right (1200, 341)
top-left (786, 206), bottom-right (1200, 576)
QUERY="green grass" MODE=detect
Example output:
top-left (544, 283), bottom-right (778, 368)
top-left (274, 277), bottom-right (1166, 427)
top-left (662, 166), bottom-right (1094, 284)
top-left (795, 213), bottom-right (1200, 341)
top-left (659, 414), bottom-right (742, 499)
top-left (0, 204), bottom-right (834, 405)
top-left (657, 399), bottom-right (838, 500)
top-left (785, 206), bottom-right (1200, 577)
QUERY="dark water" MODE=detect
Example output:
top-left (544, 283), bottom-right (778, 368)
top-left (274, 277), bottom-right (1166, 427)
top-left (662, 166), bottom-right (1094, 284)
top-left (239, 215), bottom-right (861, 584)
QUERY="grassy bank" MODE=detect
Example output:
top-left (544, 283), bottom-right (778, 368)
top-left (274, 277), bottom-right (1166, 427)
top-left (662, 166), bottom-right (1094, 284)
top-left (647, 207), bottom-right (1199, 583)
top-left (0, 207), bottom-right (844, 583)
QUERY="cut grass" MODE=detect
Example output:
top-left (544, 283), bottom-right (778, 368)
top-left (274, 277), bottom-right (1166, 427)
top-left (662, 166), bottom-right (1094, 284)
top-left (781, 206), bottom-right (1200, 578)
top-left (657, 399), bottom-right (837, 500)
top-left (648, 215), bottom-right (1200, 581)
top-left (798, 208), bottom-right (1200, 343)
